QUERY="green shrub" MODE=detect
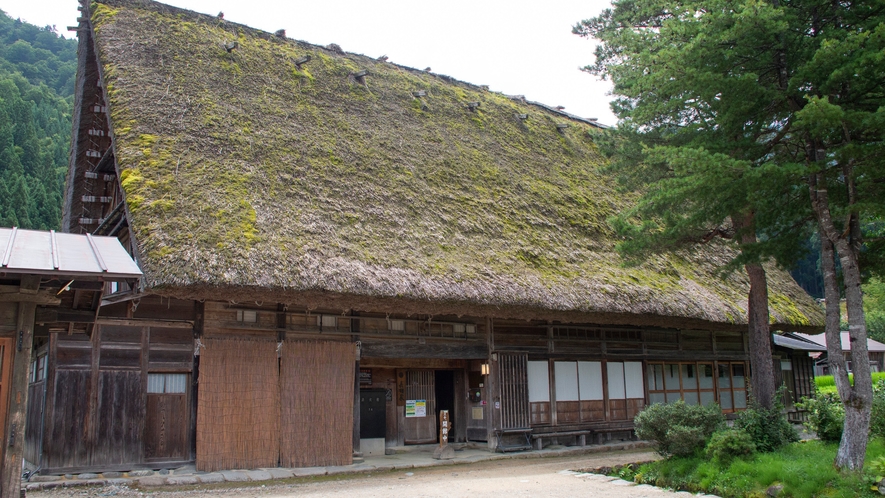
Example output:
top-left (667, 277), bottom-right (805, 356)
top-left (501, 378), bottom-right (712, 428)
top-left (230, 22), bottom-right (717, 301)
top-left (872, 379), bottom-right (885, 441)
top-left (666, 425), bottom-right (708, 457)
top-left (867, 455), bottom-right (885, 494)
top-left (634, 401), bottom-right (725, 457)
top-left (869, 454), bottom-right (885, 478)
top-left (705, 428), bottom-right (756, 463)
top-left (734, 398), bottom-right (799, 452)
top-left (796, 390), bottom-right (844, 442)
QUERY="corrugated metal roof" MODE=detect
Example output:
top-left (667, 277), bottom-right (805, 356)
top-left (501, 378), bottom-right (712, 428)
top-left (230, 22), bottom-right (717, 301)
top-left (773, 333), bottom-right (827, 352)
top-left (795, 332), bottom-right (885, 353)
top-left (0, 227), bottom-right (142, 279)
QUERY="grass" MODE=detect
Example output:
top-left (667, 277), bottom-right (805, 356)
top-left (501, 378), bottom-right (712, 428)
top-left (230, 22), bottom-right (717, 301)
top-left (622, 439), bottom-right (885, 498)
top-left (816, 372), bottom-right (885, 395)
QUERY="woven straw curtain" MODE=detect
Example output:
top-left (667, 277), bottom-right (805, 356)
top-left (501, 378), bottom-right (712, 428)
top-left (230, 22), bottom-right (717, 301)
top-left (196, 338), bottom-right (280, 471)
top-left (280, 340), bottom-right (355, 467)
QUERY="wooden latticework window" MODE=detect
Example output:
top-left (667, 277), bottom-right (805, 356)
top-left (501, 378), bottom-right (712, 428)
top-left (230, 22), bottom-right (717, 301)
top-left (499, 353), bottom-right (530, 429)
top-left (404, 370), bottom-right (436, 443)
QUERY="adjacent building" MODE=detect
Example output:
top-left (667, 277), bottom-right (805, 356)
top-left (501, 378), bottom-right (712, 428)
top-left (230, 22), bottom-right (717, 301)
top-left (797, 332), bottom-right (885, 375)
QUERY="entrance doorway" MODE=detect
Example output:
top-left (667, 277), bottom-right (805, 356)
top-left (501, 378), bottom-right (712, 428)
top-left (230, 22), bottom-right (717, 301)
top-left (402, 369), bottom-right (457, 444)
top-left (435, 370), bottom-right (455, 441)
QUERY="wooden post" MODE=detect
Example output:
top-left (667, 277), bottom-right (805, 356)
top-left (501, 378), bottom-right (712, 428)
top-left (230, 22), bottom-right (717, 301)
top-left (439, 410), bottom-right (449, 445)
top-left (486, 318), bottom-right (499, 451)
top-left (351, 312), bottom-right (360, 456)
top-left (353, 356), bottom-right (360, 456)
top-left (432, 410), bottom-right (453, 459)
top-left (1, 275), bottom-right (39, 498)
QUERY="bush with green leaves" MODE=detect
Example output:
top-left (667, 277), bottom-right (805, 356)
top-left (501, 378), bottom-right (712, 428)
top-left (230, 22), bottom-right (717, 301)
top-left (796, 390), bottom-right (844, 442)
top-left (872, 379), bottom-right (885, 441)
top-left (868, 455), bottom-right (885, 493)
top-left (634, 401), bottom-right (724, 457)
top-left (734, 398), bottom-right (799, 452)
top-left (705, 428), bottom-right (756, 464)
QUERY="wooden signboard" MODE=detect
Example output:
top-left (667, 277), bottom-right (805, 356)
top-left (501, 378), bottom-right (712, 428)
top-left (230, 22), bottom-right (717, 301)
top-left (396, 370), bottom-right (405, 406)
top-left (439, 410), bottom-right (450, 446)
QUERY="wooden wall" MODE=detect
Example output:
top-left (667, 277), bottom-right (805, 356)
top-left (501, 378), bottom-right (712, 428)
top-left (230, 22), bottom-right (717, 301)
top-left (24, 379), bottom-right (45, 465)
top-left (40, 321), bottom-right (193, 473)
top-left (31, 296), bottom-right (757, 472)
top-left (491, 322), bottom-right (749, 438)
top-left (492, 320), bottom-right (747, 362)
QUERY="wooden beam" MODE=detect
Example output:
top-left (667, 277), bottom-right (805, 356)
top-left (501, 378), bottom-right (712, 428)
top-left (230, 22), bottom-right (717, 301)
top-left (1, 280), bottom-right (37, 498)
top-left (35, 308), bottom-right (98, 324)
top-left (360, 341), bottom-right (487, 359)
top-left (96, 318), bottom-right (194, 328)
top-left (0, 288), bottom-right (60, 305)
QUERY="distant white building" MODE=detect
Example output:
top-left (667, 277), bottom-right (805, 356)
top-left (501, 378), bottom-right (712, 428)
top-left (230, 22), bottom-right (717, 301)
top-left (796, 333), bottom-right (885, 375)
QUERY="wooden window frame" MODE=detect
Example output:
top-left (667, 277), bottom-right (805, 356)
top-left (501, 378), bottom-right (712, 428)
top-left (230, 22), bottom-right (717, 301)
top-left (717, 361), bottom-right (748, 413)
top-left (648, 361), bottom-right (743, 412)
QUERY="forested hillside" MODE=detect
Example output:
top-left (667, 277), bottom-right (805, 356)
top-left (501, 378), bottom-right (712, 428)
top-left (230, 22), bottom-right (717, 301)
top-left (0, 11), bottom-right (75, 230)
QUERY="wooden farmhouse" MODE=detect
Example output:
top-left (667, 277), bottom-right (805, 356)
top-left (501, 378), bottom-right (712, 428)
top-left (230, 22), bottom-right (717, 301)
top-left (33, 0), bottom-right (825, 476)
top-left (0, 228), bottom-right (141, 497)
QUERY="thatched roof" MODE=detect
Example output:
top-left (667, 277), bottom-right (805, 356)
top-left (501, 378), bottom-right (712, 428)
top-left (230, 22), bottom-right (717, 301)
top-left (81, 0), bottom-right (824, 330)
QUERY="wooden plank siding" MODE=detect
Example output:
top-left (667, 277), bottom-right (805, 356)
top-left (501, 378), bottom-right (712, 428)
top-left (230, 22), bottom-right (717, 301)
top-left (43, 369), bottom-right (90, 470)
top-left (40, 322), bottom-right (194, 473)
top-left (144, 393), bottom-right (188, 460)
top-left (24, 380), bottom-right (45, 465)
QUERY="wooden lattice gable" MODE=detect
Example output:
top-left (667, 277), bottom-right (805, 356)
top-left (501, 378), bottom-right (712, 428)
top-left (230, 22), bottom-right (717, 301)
top-left (62, 0), bottom-right (131, 245)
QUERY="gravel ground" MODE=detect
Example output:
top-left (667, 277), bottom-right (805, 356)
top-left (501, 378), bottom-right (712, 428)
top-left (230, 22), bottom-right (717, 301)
top-left (25, 450), bottom-right (713, 498)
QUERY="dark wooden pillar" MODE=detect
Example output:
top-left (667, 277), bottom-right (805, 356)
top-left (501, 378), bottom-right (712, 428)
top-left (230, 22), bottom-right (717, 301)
top-left (192, 301), bottom-right (205, 462)
top-left (351, 312), bottom-right (360, 456)
top-left (2, 275), bottom-right (39, 498)
top-left (486, 317), bottom-right (499, 450)
top-left (353, 357), bottom-right (361, 455)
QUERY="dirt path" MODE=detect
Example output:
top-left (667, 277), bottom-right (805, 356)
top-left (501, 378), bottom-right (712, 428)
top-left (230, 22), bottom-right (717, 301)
top-left (29, 450), bottom-right (707, 498)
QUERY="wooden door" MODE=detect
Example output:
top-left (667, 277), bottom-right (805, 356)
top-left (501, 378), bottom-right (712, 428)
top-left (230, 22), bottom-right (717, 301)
top-left (144, 373), bottom-right (188, 460)
top-left (360, 389), bottom-right (387, 439)
top-left (403, 370), bottom-right (436, 444)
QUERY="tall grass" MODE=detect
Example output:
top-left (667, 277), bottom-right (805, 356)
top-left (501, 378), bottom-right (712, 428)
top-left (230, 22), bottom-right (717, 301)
top-left (816, 372), bottom-right (885, 392)
top-left (631, 440), bottom-right (885, 498)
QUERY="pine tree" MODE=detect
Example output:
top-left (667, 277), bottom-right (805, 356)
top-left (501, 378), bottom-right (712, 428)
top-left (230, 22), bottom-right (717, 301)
top-left (576, 0), bottom-right (885, 469)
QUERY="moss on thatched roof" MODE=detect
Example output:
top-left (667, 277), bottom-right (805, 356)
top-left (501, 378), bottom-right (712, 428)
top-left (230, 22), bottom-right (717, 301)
top-left (86, 0), bottom-right (823, 330)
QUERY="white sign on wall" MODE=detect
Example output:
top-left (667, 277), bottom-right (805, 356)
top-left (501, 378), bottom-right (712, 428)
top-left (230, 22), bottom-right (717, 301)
top-left (405, 399), bottom-right (426, 417)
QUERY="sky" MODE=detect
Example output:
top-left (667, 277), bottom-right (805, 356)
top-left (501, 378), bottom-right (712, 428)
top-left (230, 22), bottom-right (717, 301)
top-left (0, 0), bottom-right (617, 125)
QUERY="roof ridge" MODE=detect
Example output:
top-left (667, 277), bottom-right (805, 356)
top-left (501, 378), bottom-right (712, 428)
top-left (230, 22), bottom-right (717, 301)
top-left (96, 0), bottom-right (607, 128)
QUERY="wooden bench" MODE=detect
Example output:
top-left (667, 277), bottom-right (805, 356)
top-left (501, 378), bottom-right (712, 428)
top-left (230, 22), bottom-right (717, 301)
top-left (530, 430), bottom-right (592, 450)
top-left (494, 427), bottom-right (532, 453)
top-left (589, 423), bottom-right (636, 444)
top-left (531, 423), bottom-right (636, 449)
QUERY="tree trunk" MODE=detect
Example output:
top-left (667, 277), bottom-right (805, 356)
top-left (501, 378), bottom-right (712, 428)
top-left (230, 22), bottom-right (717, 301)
top-left (735, 212), bottom-right (776, 409)
top-left (809, 172), bottom-right (872, 471)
